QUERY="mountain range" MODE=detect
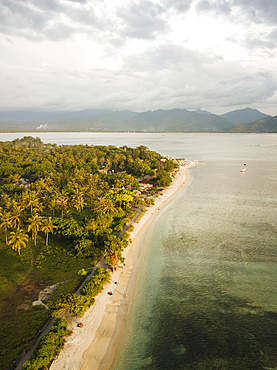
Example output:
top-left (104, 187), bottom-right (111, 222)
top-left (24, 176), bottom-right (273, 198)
top-left (0, 107), bottom-right (276, 133)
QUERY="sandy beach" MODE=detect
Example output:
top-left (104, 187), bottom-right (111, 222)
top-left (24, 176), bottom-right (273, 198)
top-left (50, 161), bottom-right (197, 370)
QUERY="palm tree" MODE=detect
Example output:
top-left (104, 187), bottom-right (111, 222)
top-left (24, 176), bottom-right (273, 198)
top-left (56, 194), bottom-right (69, 218)
top-left (94, 196), bottom-right (106, 211)
top-left (93, 211), bottom-right (113, 241)
top-left (24, 190), bottom-right (40, 215)
top-left (41, 194), bottom-right (51, 213)
top-left (104, 252), bottom-right (119, 272)
top-left (0, 210), bottom-right (12, 244)
top-left (85, 218), bottom-right (97, 234)
top-left (32, 201), bottom-right (44, 216)
top-left (102, 197), bottom-right (116, 214)
top-left (0, 193), bottom-right (10, 208)
top-left (73, 194), bottom-right (86, 213)
top-left (35, 178), bottom-right (46, 193)
top-left (41, 217), bottom-right (56, 246)
top-left (10, 202), bottom-right (24, 230)
top-left (8, 229), bottom-right (28, 255)
top-left (27, 213), bottom-right (42, 246)
top-left (48, 194), bottom-right (58, 216)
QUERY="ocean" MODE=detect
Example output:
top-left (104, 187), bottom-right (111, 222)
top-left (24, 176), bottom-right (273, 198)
top-left (1, 132), bottom-right (277, 369)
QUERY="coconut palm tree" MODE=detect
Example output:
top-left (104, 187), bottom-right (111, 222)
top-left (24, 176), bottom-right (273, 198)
top-left (49, 197), bottom-right (58, 216)
top-left (23, 190), bottom-right (40, 215)
top-left (41, 194), bottom-right (51, 213)
top-left (0, 210), bottom-right (12, 244)
top-left (93, 211), bottom-right (113, 241)
top-left (9, 201), bottom-right (24, 230)
top-left (56, 193), bottom-right (69, 218)
top-left (41, 217), bottom-right (56, 246)
top-left (0, 193), bottom-right (10, 208)
top-left (8, 229), bottom-right (28, 255)
top-left (27, 213), bottom-right (42, 246)
top-left (32, 201), bottom-right (44, 216)
top-left (73, 194), bottom-right (86, 213)
top-left (35, 178), bottom-right (46, 194)
top-left (102, 197), bottom-right (116, 214)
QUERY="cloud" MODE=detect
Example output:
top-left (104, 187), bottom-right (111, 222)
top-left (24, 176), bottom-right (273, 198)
top-left (1, 43), bottom-right (275, 114)
top-left (234, 27), bottom-right (277, 53)
top-left (0, 0), bottom-right (277, 115)
top-left (122, 44), bottom-right (217, 76)
top-left (0, 0), bottom-right (173, 42)
top-left (233, 0), bottom-right (277, 25)
top-left (5, 36), bottom-right (13, 43)
top-left (120, 44), bottom-right (277, 110)
top-left (196, 0), bottom-right (231, 15)
top-left (196, 0), bottom-right (277, 25)
top-left (0, 0), bottom-right (49, 40)
top-left (0, 0), bottom-right (104, 40)
top-left (117, 1), bottom-right (167, 40)
top-left (244, 34), bottom-right (277, 51)
top-left (195, 0), bottom-right (277, 57)
top-left (161, 0), bottom-right (193, 13)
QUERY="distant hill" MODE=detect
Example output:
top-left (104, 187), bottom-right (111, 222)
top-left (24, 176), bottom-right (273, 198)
top-left (220, 107), bottom-right (269, 124)
top-left (45, 110), bottom-right (137, 131)
top-left (223, 115), bottom-right (277, 133)
top-left (0, 109), bottom-right (112, 123)
top-left (113, 109), bottom-right (231, 131)
top-left (0, 109), bottom-right (136, 132)
top-left (0, 107), bottom-right (274, 132)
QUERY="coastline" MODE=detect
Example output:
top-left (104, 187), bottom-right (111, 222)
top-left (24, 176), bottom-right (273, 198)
top-left (50, 161), bottom-right (197, 370)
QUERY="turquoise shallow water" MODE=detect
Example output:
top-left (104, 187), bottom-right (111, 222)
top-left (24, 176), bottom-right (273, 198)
top-left (108, 136), bottom-right (276, 370)
top-left (1, 132), bottom-right (277, 369)
top-left (110, 158), bottom-right (277, 370)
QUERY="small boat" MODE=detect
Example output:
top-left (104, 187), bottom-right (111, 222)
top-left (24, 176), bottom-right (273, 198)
top-left (241, 169), bottom-right (246, 172)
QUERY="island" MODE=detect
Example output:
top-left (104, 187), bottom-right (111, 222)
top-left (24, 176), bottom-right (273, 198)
top-left (0, 136), bottom-right (196, 370)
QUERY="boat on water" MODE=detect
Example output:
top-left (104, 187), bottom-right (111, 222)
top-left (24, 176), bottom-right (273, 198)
top-left (241, 168), bottom-right (246, 172)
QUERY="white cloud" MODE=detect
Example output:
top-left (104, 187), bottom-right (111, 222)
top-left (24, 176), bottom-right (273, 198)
top-left (116, 0), bottom-right (167, 40)
top-left (0, 0), bottom-right (276, 115)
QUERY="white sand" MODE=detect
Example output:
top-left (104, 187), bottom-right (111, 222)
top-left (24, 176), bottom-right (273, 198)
top-left (50, 161), bottom-right (196, 370)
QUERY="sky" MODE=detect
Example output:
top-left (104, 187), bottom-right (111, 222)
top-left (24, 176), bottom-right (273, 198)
top-left (0, 0), bottom-right (277, 115)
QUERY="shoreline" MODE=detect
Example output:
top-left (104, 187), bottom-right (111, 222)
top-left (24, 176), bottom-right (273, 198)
top-left (50, 161), bottom-right (197, 370)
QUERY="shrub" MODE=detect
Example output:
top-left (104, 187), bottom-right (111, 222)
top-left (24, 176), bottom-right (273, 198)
top-left (53, 218), bottom-right (86, 239)
top-left (146, 198), bottom-right (155, 206)
top-left (52, 294), bottom-right (95, 317)
top-left (80, 268), bottom-right (110, 297)
top-left (78, 268), bottom-right (88, 276)
top-left (74, 238), bottom-right (97, 258)
top-left (22, 318), bottom-right (70, 370)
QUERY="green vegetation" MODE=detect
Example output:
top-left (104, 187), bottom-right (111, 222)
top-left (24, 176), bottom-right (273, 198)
top-left (135, 208), bottom-right (147, 223)
top-left (51, 268), bottom-right (110, 317)
top-left (223, 115), bottom-right (277, 133)
top-left (80, 267), bottom-right (110, 297)
top-left (51, 293), bottom-right (95, 317)
top-left (0, 136), bottom-right (178, 370)
top-left (22, 317), bottom-right (71, 370)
